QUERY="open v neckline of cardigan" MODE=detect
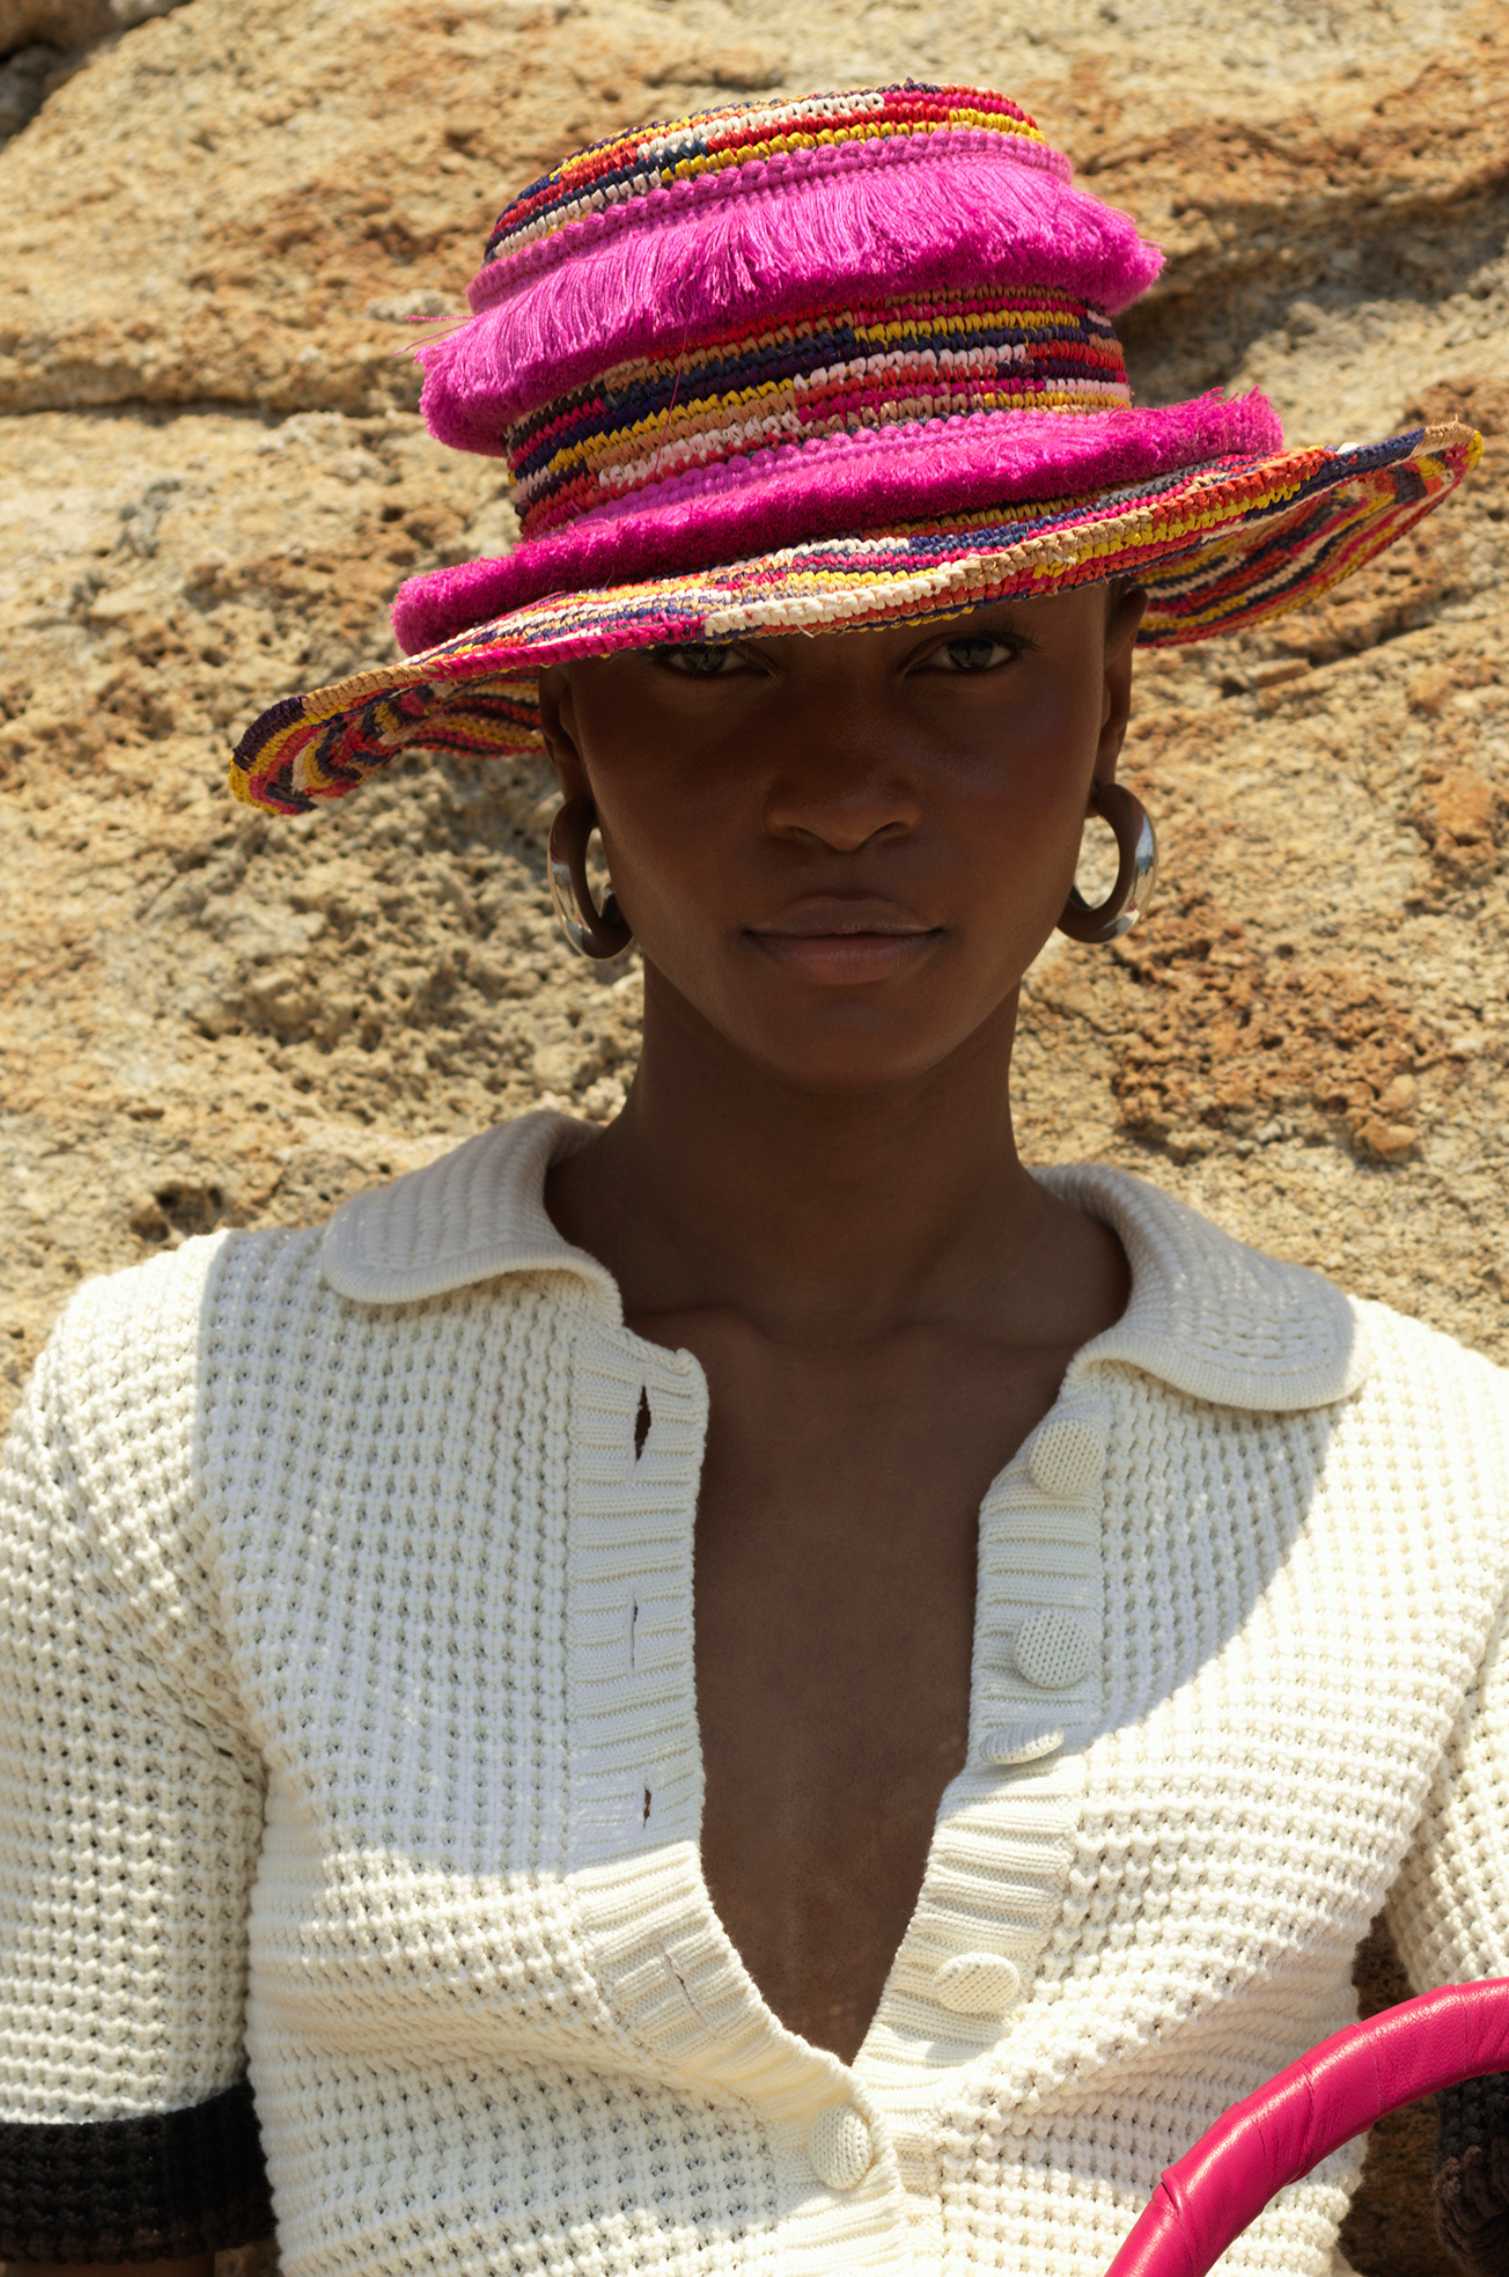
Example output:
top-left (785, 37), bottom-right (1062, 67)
top-left (597, 1290), bottom-right (1115, 2111)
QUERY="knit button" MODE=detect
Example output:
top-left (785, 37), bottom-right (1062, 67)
top-left (807, 2103), bottom-right (876, 2191)
top-left (982, 1722), bottom-right (1065, 1766)
top-left (1027, 1414), bottom-right (1105, 1501)
top-left (1011, 1608), bottom-right (1092, 1690)
top-left (934, 1951), bottom-right (1023, 2015)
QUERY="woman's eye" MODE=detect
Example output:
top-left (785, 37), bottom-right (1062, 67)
top-left (648, 641), bottom-right (745, 677)
top-left (924, 633), bottom-right (1025, 673)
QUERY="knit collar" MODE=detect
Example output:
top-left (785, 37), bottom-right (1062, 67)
top-left (318, 1107), bottom-right (1370, 1412)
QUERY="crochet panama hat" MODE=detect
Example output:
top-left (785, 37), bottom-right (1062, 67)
top-left (229, 79), bottom-right (1482, 817)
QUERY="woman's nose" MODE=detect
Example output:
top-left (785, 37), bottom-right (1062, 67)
top-left (761, 736), bottom-right (926, 852)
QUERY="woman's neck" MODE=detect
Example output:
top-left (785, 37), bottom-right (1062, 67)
top-left (544, 977), bottom-right (1128, 1355)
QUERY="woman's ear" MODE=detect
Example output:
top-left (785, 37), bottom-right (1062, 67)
top-left (536, 665), bottom-right (588, 799)
top-left (1106, 577), bottom-right (1148, 649)
top-left (1096, 581), bottom-right (1146, 783)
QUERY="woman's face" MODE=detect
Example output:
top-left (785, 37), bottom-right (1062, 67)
top-left (536, 579), bottom-right (1146, 1091)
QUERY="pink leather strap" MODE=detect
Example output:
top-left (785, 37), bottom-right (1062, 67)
top-left (1104, 1979), bottom-right (1509, 2276)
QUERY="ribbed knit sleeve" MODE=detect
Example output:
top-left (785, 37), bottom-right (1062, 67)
top-left (0, 1241), bottom-right (276, 2264)
top-left (1382, 1368), bottom-right (1509, 2277)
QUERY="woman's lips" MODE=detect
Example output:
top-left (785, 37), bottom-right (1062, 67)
top-left (743, 929), bottom-right (944, 984)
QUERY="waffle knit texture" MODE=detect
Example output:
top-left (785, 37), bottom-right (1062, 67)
top-left (2, 1107), bottom-right (1507, 2275)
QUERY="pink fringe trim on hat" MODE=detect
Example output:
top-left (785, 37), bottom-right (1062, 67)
top-left (391, 387), bottom-right (1285, 655)
top-left (416, 140), bottom-right (1166, 455)
top-left (464, 128), bottom-right (1078, 316)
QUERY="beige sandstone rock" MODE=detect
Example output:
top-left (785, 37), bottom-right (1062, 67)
top-left (2, 3), bottom-right (1506, 2270)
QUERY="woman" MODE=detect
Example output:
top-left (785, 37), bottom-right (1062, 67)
top-left (1, 79), bottom-right (1504, 2277)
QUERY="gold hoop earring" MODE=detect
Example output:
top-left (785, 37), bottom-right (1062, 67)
top-left (1057, 780), bottom-right (1158, 944)
top-left (547, 793), bottom-right (634, 959)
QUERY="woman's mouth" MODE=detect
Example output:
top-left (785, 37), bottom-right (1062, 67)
top-left (743, 929), bottom-right (944, 984)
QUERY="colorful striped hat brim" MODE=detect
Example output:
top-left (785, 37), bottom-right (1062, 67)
top-left (230, 421), bottom-right (1480, 816)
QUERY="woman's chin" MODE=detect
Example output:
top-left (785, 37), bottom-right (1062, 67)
top-left (644, 940), bottom-right (1012, 1089)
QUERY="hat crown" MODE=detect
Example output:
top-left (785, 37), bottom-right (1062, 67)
top-left (389, 76), bottom-right (1292, 658)
top-left (477, 81), bottom-right (1072, 286)
top-left (500, 275), bottom-right (1134, 548)
top-left (416, 78), bottom-right (1166, 490)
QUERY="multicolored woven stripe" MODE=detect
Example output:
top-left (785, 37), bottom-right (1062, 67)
top-left (228, 424), bottom-right (1480, 815)
top-left (506, 284), bottom-right (1131, 542)
top-left (480, 83), bottom-right (1066, 278)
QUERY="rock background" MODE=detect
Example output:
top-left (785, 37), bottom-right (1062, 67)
top-left (2, 2), bottom-right (1505, 2270)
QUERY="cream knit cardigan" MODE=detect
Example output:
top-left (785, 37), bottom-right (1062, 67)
top-left (1, 1107), bottom-right (1507, 2277)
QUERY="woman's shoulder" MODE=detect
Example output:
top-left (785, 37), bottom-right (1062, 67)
top-left (39, 1214), bottom-right (322, 1353)
top-left (25, 1225), bottom-right (222, 1374)
top-left (1207, 1179), bottom-right (1509, 1468)
top-left (1057, 1157), bottom-right (1509, 1461)
top-left (1342, 1279), bottom-right (1508, 1398)
top-left (1051, 1165), bottom-right (1509, 1429)
top-left (1123, 1171), bottom-right (1509, 1606)
top-left (6, 1220), bottom-right (320, 1457)
top-left (17, 1108), bottom-right (592, 1423)
top-left (1338, 1283), bottom-right (1509, 1504)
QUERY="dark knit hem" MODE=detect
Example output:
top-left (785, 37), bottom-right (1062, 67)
top-left (0, 2071), bottom-right (275, 2264)
top-left (1436, 2072), bottom-right (1509, 2276)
